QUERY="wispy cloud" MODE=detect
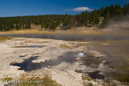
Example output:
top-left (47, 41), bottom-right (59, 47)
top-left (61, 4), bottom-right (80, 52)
top-left (64, 7), bottom-right (93, 12)
top-left (64, 9), bottom-right (72, 11)
top-left (73, 7), bottom-right (93, 11)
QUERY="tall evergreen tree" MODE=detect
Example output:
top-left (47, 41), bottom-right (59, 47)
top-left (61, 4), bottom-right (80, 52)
top-left (109, 4), bottom-right (115, 18)
top-left (85, 11), bottom-right (89, 26)
top-left (102, 7), bottom-right (110, 26)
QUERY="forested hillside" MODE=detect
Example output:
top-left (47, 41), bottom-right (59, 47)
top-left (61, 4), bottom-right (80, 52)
top-left (0, 3), bottom-right (129, 31)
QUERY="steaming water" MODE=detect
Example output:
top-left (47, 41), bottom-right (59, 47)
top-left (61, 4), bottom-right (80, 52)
top-left (14, 45), bottom-right (43, 48)
top-left (77, 52), bottom-right (84, 57)
top-left (87, 71), bottom-right (105, 79)
top-left (10, 52), bottom-right (102, 71)
top-left (1, 34), bottom-right (129, 41)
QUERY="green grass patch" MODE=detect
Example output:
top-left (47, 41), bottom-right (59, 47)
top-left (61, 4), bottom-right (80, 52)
top-left (2, 77), bottom-right (13, 81)
top-left (14, 75), bottom-right (61, 86)
top-left (108, 72), bottom-right (129, 83)
top-left (81, 75), bottom-right (92, 81)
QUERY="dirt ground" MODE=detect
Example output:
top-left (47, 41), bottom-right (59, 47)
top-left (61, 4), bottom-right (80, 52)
top-left (0, 37), bottom-right (128, 86)
top-left (0, 37), bottom-right (114, 86)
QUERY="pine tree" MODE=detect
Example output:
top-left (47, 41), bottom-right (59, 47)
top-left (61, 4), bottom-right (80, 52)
top-left (16, 24), bottom-right (20, 30)
top-left (109, 4), bottom-right (115, 18)
top-left (104, 7), bottom-right (110, 19)
top-left (95, 16), bottom-right (100, 24)
top-left (85, 11), bottom-right (89, 26)
top-left (114, 4), bottom-right (123, 16)
top-left (123, 3), bottom-right (127, 15)
top-left (102, 7), bottom-right (110, 26)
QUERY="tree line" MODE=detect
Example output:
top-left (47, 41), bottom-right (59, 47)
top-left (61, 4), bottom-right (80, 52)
top-left (0, 3), bottom-right (129, 31)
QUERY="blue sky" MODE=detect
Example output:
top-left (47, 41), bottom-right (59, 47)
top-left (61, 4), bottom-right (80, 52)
top-left (0, 0), bottom-right (129, 17)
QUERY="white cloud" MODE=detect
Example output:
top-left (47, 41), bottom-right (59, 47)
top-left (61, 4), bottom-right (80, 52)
top-left (73, 7), bottom-right (93, 11)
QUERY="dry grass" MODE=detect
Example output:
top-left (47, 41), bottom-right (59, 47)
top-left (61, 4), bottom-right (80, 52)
top-left (0, 29), bottom-right (54, 34)
top-left (0, 26), bottom-right (129, 36)
top-left (0, 26), bottom-right (118, 35)
top-left (0, 36), bottom-right (12, 41)
top-left (60, 44), bottom-right (72, 49)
